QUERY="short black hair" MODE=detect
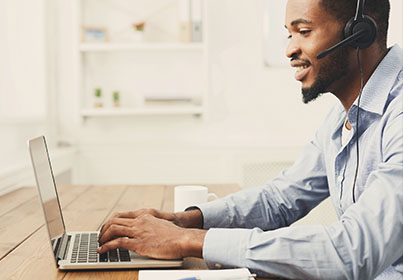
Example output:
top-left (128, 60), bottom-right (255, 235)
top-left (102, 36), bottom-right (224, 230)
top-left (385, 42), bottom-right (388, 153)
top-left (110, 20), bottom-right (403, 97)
top-left (320, 0), bottom-right (390, 47)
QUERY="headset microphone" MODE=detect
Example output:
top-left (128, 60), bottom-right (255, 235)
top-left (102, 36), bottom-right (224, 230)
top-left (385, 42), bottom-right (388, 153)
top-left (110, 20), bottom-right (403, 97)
top-left (316, 0), bottom-right (377, 59)
top-left (317, 29), bottom-right (366, 59)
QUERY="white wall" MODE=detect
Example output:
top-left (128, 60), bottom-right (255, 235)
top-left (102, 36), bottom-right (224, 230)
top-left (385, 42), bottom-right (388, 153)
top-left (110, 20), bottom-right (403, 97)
top-left (0, 0), bottom-right (68, 194)
top-left (388, 0), bottom-right (403, 47)
top-left (0, 0), bottom-right (47, 121)
top-left (0, 0), bottom-right (49, 167)
top-left (55, 0), bottom-right (401, 186)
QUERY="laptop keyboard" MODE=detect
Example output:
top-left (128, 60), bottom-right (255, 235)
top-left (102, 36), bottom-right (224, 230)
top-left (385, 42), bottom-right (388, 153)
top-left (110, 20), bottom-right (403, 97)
top-left (70, 233), bottom-right (131, 263)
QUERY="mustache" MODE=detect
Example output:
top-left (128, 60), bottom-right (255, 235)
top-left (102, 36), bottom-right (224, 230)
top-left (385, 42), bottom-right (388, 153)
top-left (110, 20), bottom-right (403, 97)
top-left (290, 56), bottom-right (311, 64)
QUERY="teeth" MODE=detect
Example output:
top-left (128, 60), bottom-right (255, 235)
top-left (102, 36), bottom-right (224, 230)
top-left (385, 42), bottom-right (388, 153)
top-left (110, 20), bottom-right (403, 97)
top-left (296, 65), bottom-right (309, 71)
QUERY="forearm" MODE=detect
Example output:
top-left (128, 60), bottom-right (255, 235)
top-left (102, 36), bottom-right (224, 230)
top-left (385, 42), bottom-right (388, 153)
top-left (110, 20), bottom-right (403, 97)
top-left (191, 142), bottom-right (329, 230)
top-left (202, 226), bottom-right (350, 279)
top-left (201, 173), bottom-right (403, 279)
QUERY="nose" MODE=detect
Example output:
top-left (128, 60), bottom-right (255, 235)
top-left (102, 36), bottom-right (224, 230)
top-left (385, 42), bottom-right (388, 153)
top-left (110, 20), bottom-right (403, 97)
top-left (285, 38), bottom-right (301, 59)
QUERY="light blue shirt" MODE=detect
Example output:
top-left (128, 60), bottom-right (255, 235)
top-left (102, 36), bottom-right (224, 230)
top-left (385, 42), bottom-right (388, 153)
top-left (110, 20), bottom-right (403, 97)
top-left (196, 45), bottom-right (403, 280)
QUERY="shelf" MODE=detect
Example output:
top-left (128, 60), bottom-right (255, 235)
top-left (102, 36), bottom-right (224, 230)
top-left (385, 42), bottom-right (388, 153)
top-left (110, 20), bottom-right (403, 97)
top-left (81, 106), bottom-right (204, 118)
top-left (79, 42), bottom-right (205, 52)
top-left (75, 0), bottom-right (209, 121)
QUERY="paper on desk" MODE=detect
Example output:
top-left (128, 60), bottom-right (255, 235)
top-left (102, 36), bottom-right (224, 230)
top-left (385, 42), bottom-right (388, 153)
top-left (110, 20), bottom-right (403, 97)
top-left (139, 268), bottom-right (252, 280)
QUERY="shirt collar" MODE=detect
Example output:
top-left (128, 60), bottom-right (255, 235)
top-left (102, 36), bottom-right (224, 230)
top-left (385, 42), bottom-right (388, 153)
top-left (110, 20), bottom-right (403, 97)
top-left (352, 44), bottom-right (403, 116)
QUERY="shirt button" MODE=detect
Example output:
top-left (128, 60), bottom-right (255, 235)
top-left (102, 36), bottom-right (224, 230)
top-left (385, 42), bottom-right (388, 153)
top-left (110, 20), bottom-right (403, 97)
top-left (215, 263), bottom-right (222, 269)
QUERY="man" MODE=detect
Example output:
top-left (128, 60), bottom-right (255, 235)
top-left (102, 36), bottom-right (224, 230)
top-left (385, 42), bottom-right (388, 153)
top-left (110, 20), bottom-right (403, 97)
top-left (97, 0), bottom-right (403, 278)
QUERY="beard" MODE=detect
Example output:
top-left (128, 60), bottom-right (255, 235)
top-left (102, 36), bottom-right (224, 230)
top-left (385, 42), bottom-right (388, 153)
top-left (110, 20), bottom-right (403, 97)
top-left (302, 46), bottom-right (349, 104)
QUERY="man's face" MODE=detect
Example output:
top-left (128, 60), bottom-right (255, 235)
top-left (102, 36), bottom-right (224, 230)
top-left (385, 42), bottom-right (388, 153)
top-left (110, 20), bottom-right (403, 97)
top-left (285, 0), bottom-right (350, 103)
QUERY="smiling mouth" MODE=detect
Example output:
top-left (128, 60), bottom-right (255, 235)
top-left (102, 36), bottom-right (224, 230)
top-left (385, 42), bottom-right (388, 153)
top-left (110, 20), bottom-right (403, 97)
top-left (294, 64), bottom-right (311, 81)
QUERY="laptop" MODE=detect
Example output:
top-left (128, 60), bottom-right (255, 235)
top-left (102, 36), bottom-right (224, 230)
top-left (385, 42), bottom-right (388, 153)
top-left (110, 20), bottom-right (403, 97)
top-left (28, 136), bottom-right (183, 270)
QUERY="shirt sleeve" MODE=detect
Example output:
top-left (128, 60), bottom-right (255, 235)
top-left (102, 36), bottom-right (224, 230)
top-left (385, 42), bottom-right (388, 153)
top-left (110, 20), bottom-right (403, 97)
top-left (197, 136), bottom-right (330, 230)
top-left (201, 113), bottom-right (403, 279)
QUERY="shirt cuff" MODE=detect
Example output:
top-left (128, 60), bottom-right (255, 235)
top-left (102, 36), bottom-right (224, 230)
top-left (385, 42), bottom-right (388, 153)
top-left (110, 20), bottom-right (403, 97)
top-left (194, 199), bottom-right (232, 229)
top-left (203, 228), bottom-right (250, 269)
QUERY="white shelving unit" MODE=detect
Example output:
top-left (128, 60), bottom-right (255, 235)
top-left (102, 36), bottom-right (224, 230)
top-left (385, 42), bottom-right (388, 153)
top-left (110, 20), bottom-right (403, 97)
top-left (81, 105), bottom-right (204, 118)
top-left (79, 42), bottom-right (205, 52)
top-left (74, 0), bottom-right (209, 120)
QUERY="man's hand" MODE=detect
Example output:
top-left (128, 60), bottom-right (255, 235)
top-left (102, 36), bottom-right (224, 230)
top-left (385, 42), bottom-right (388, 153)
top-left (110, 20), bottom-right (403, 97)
top-left (99, 208), bottom-right (203, 239)
top-left (97, 214), bottom-right (206, 259)
top-left (99, 209), bottom-right (175, 238)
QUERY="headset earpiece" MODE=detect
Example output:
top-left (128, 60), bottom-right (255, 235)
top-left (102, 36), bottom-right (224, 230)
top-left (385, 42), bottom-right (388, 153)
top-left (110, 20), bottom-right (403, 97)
top-left (344, 15), bottom-right (377, 49)
top-left (317, 0), bottom-right (378, 59)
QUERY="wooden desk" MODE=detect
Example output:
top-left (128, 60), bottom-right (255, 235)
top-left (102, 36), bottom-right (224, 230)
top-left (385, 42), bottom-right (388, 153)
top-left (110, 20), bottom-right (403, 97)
top-left (0, 184), bottom-right (270, 280)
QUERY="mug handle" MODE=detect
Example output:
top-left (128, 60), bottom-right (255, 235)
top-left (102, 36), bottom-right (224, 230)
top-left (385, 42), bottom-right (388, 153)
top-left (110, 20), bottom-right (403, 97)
top-left (207, 192), bottom-right (218, 201)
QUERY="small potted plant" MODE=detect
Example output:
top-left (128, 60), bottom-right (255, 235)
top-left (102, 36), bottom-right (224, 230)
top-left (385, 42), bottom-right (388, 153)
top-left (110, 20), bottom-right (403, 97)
top-left (113, 91), bottom-right (120, 107)
top-left (131, 21), bottom-right (146, 42)
top-left (133, 21), bottom-right (145, 32)
top-left (94, 88), bottom-right (103, 108)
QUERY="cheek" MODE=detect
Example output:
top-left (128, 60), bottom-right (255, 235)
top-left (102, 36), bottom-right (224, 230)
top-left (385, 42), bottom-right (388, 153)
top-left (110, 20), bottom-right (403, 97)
top-left (306, 39), bottom-right (326, 62)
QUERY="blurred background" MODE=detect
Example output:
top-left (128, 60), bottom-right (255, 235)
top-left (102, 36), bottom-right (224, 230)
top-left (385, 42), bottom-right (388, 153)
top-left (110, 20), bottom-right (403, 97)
top-left (0, 0), bottom-right (401, 225)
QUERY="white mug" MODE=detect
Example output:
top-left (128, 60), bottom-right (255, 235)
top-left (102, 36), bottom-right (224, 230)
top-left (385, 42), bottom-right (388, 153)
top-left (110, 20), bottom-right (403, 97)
top-left (174, 185), bottom-right (218, 213)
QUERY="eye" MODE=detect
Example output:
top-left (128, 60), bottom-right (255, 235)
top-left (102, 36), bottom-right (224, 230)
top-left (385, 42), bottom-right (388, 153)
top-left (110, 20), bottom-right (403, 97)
top-left (300, 30), bottom-right (311, 36)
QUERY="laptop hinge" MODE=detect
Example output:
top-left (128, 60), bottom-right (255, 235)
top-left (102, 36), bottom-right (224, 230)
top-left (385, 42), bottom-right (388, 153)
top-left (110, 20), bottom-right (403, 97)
top-left (56, 233), bottom-right (70, 261)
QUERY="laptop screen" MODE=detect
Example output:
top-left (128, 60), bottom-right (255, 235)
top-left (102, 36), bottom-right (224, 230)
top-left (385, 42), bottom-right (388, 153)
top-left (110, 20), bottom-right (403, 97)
top-left (29, 136), bottom-right (65, 258)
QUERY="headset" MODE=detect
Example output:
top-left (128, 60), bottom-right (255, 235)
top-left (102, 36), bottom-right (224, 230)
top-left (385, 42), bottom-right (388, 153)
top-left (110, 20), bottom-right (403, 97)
top-left (317, 0), bottom-right (377, 59)
top-left (316, 0), bottom-right (378, 203)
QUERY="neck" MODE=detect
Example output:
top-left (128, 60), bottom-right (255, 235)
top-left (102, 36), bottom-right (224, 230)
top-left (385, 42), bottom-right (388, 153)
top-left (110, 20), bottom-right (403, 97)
top-left (333, 44), bottom-right (389, 113)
